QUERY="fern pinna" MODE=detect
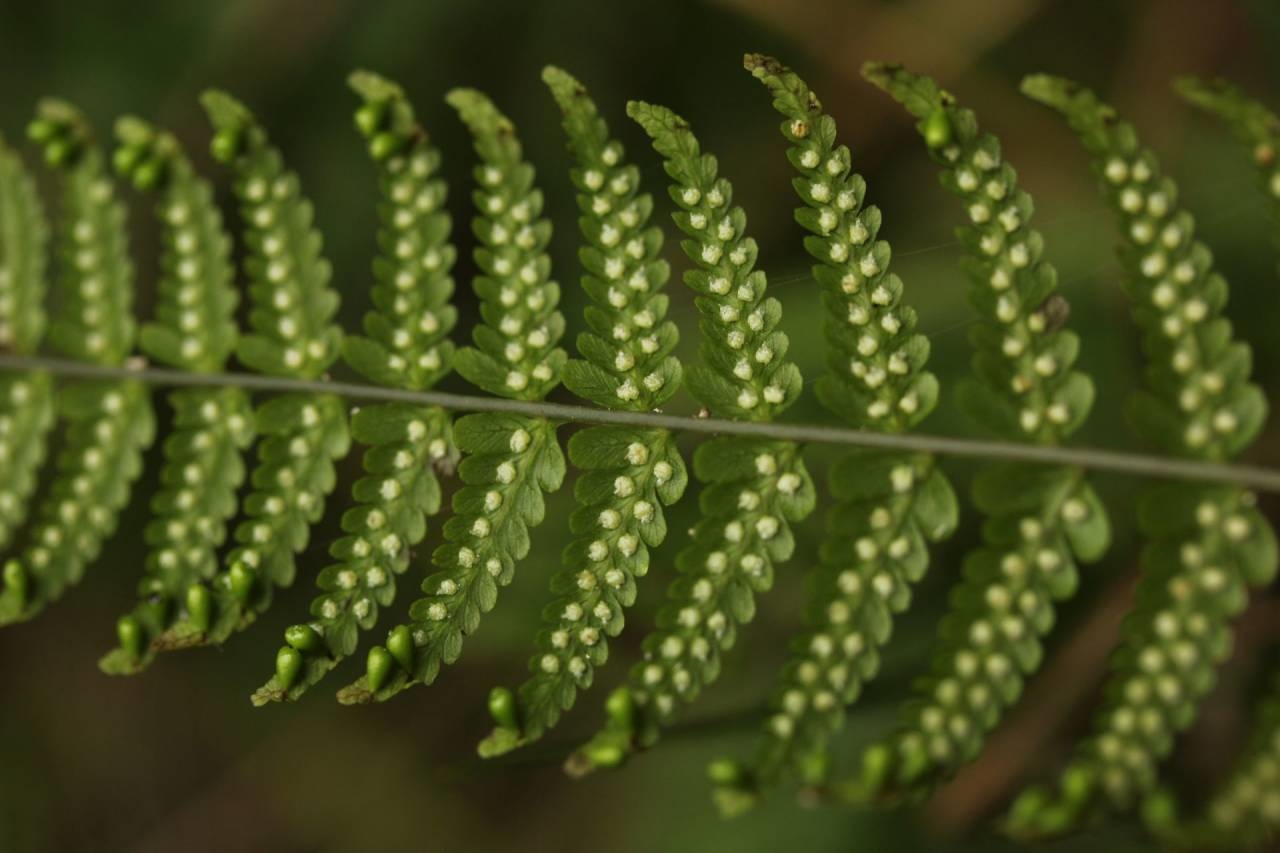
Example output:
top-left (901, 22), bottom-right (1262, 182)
top-left (708, 56), bottom-right (956, 814)
top-left (1002, 76), bottom-right (1276, 838)
top-left (0, 133), bottom-right (53, 552)
top-left (253, 72), bottom-right (457, 704)
top-left (1175, 76), bottom-right (1280, 266)
top-left (0, 56), bottom-right (1278, 852)
top-left (152, 91), bottom-right (350, 652)
top-left (569, 95), bottom-right (814, 774)
top-left (0, 101), bottom-right (154, 625)
top-left (851, 63), bottom-right (1109, 798)
top-left (97, 116), bottom-right (253, 673)
top-left (479, 67), bottom-right (686, 756)
top-left (1144, 669), bottom-right (1280, 849)
top-left (337, 87), bottom-right (568, 704)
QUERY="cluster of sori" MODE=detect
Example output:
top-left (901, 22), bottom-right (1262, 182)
top-left (0, 55), bottom-right (1276, 849)
top-left (567, 94), bottom-right (815, 774)
top-left (0, 101), bottom-right (154, 627)
top-left (334, 85), bottom-right (570, 705)
top-left (253, 72), bottom-right (457, 704)
top-left (97, 115), bottom-right (251, 673)
top-left (839, 63), bottom-right (1109, 803)
top-left (150, 91), bottom-right (350, 654)
top-left (478, 68), bottom-right (686, 757)
top-left (705, 56), bottom-right (956, 815)
top-left (0, 132), bottom-right (52, 552)
top-left (1000, 75), bottom-right (1275, 839)
top-left (1146, 670), bottom-right (1280, 849)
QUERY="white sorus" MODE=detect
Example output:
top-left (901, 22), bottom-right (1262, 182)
top-left (1061, 498), bottom-right (1088, 523)
top-left (1008, 243), bottom-right (1030, 267)
top-left (776, 473), bottom-right (801, 495)
top-left (755, 516), bottom-right (779, 539)
top-left (613, 475), bottom-right (636, 497)
top-left (625, 442), bottom-right (648, 466)
top-left (509, 428), bottom-right (531, 453)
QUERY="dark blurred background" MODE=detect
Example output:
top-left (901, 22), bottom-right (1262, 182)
top-left (2, 1), bottom-right (1279, 851)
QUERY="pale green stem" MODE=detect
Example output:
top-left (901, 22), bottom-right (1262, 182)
top-left (2, 354), bottom-right (1278, 493)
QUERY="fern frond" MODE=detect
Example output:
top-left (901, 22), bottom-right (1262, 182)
top-left (707, 55), bottom-right (957, 814)
top-left (153, 92), bottom-right (350, 649)
top-left (479, 67), bottom-right (687, 756)
top-left (848, 63), bottom-right (1108, 798)
top-left (93, 116), bottom-right (254, 673)
top-left (1003, 75), bottom-right (1277, 836)
top-left (0, 135), bottom-right (54, 550)
top-left (338, 88), bottom-right (567, 704)
top-left (254, 72), bottom-right (458, 702)
top-left (569, 99), bottom-right (814, 775)
top-left (0, 102), bottom-right (155, 624)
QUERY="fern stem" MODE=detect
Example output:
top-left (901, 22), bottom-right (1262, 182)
top-left (3, 353), bottom-right (1278, 493)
